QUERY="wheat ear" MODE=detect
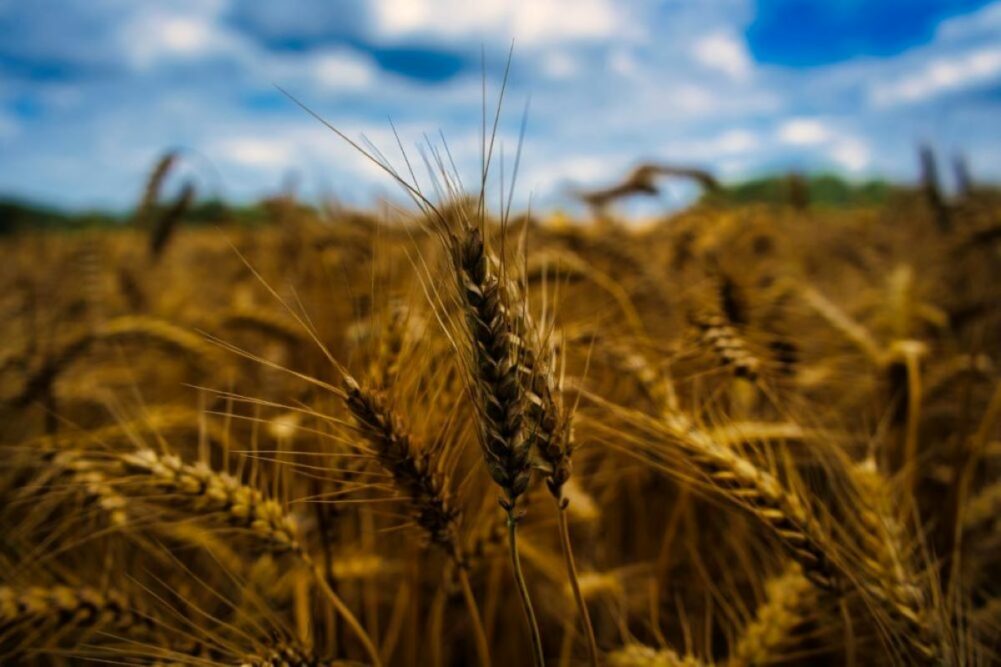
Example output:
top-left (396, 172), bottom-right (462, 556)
top-left (452, 225), bottom-right (543, 666)
top-left (851, 459), bottom-right (943, 662)
top-left (522, 329), bottom-right (599, 667)
top-left (342, 374), bottom-right (491, 667)
top-left (455, 226), bottom-right (533, 506)
top-left (727, 563), bottom-right (815, 666)
top-left (691, 310), bottom-right (760, 381)
top-left (238, 644), bottom-right (355, 666)
top-left (88, 448), bottom-right (382, 667)
top-left (0, 584), bottom-right (152, 658)
top-left (670, 416), bottom-right (943, 660)
top-left (662, 415), bottom-right (838, 591)
top-left (607, 644), bottom-right (710, 666)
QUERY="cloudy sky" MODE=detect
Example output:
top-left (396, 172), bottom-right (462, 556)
top-left (2, 0), bottom-right (1000, 212)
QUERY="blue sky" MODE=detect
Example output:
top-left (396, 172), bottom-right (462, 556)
top-left (1, 0), bottom-right (1000, 212)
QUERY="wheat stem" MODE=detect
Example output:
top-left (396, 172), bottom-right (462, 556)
top-left (507, 510), bottom-right (545, 667)
top-left (458, 567), bottom-right (494, 667)
top-left (306, 557), bottom-right (382, 667)
top-left (555, 494), bottom-right (599, 667)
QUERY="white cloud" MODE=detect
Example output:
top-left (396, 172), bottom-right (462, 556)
top-left (369, 0), bottom-right (631, 46)
top-left (778, 118), bottom-right (833, 146)
top-left (216, 137), bottom-right (295, 168)
top-left (120, 8), bottom-right (241, 69)
top-left (718, 158), bottom-right (751, 177)
top-left (515, 0), bottom-right (627, 44)
top-left (672, 85), bottom-right (717, 114)
top-left (872, 46), bottom-right (1001, 106)
top-left (937, 1), bottom-right (1001, 41)
top-left (523, 154), bottom-right (622, 193)
top-left (6, 0), bottom-right (1001, 211)
top-left (312, 50), bottom-right (378, 90)
top-left (776, 118), bottom-right (870, 172)
top-left (712, 129), bottom-right (760, 154)
top-left (667, 129), bottom-right (760, 160)
top-left (608, 49), bottom-right (640, 77)
top-left (692, 31), bottom-right (752, 81)
top-left (542, 51), bottom-right (579, 79)
top-left (159, 18), bottom-right (214, 54)
top-left (829, 138), bottom-right (870, 172)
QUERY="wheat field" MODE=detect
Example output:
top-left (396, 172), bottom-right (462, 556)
top-left (0, 137), bottom-right (999, 667)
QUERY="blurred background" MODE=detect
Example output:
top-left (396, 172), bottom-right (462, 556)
top-left (1, 0), bottom-right (1000, 216)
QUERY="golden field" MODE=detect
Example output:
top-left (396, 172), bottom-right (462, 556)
top-left (1, 152), bottom-right (1000, 666)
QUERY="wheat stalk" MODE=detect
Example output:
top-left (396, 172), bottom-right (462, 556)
top-left (453, 226), bottom-right (533, 507)
top-left (16, 316), bottom-right (213, 409)
top-left (727, 563), bottom-right (815, 666)
top-left (0, 584), bottom-right (148, 630)
top-left (607, 644), bottom-right (710, 667)
top-left (341, 373), bottom-right (491, 667)
top-left (448, 223), bottom-right (544, 666)
top-left (238, 644), bottom-right (353, 667)
top-left (0, 584), bottom-right (152, 659)
top-left (850, 459), bottom-right (944, 662)
top-left (691, 310), bottom-right (760, 381)
top-left (115, 448), bottom-right (302, 552)
top-left (659, 414), bottom-right (838, 591)
top-left (520, 322), bottom-right (599, 666)
top-left (69, 447), bottom-right (382, 667)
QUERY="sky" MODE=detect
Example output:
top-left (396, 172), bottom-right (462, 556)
top-left (1, 0), bottom-right (1000, 213)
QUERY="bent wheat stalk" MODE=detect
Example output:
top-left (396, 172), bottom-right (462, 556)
top-left (596, 404), bottom-right (945, 662)
top-left (15, 316), bottom-right (213, 409)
